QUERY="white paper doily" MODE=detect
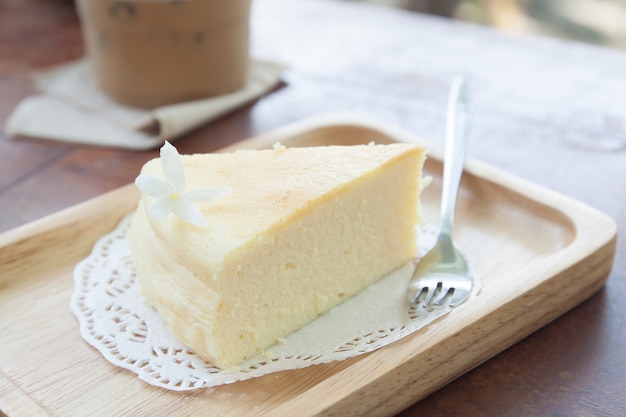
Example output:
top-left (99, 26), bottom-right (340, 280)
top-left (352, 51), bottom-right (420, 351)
top-left (70, 214), bottom-right (479, 391)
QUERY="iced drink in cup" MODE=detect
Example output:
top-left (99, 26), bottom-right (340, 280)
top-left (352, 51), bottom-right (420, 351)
top-left (76, 0), bottom-right (252, 108)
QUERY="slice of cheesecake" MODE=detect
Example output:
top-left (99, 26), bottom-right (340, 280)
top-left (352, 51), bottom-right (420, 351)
top-left (127, 142), bottom-right (426, 369)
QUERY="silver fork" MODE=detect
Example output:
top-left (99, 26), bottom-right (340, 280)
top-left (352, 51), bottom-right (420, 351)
top-left (407, 77), bottom-right (473, 308)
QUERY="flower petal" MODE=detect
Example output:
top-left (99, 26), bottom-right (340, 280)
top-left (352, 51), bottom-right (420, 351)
top-left (171, 199), bottom-right (208, 228)
top-left (147, 196), bottom-right (174, 219)
top-left (135, 174), bottom-right (173, 197)
top-left (184, 187), bottom-right (232, 203)
top-left (160, 141), bottom-right (186, 193)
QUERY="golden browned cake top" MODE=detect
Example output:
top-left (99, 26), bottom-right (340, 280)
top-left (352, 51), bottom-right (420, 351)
top-left (136, 143), bottom-right (424, 269)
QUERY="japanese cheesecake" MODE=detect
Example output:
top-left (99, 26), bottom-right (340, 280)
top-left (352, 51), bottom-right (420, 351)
top-left (127, 142), bottom-right (426, 369)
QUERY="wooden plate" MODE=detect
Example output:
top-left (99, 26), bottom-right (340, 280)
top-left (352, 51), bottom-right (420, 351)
top-left (0, 113), bottom-right (617, 417)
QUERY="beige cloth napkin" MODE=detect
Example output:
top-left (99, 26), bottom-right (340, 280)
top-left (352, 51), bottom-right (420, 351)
top-left (5, 59), bottom-right (285, 150)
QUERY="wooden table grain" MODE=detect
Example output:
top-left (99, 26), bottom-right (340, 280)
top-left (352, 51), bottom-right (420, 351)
top-left (1, 0), bottom-right (625, 416)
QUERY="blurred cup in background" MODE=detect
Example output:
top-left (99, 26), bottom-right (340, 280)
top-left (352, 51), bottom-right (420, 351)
top-left (76, 0), bottom-right (252, 108)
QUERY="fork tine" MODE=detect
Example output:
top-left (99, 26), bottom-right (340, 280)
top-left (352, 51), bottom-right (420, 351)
top-left (449, 287), bottom-right (471, 307)
top-left (423, 283), bottom-right (442, 307)
top-left (410, 285), bottom-right (430, 305)
top-left (432, 287), bottom-right (454, 306)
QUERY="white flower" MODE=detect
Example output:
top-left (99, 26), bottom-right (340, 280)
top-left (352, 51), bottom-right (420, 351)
top-left (135, 141), bottom-right (230, 227)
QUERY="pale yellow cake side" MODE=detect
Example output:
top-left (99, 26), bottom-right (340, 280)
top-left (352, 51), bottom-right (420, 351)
top-left (127, 143), bottom-right (426, 368)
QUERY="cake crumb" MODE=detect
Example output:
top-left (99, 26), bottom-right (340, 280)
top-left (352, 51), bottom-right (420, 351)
top-left (272, 142), bottom-right (286, 152)
top-left (367, 141), bottom-right (376, 146)
top-left (262, 351), bottom-right (273, 360)
top-left (276, 337), bottom-right (287, 345)
top-left (421, 175), bottom-right (433, 189)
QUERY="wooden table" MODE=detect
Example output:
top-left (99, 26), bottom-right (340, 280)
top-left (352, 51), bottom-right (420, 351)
top-left (1, 0), bottom-right (625, 415)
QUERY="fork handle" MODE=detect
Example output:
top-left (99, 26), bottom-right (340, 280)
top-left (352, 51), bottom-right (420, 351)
top-left (439, 77), bottom-right (471, 238)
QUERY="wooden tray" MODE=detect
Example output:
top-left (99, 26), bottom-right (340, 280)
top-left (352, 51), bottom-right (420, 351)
top-left (0, 114), bottom-right (617, 417)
